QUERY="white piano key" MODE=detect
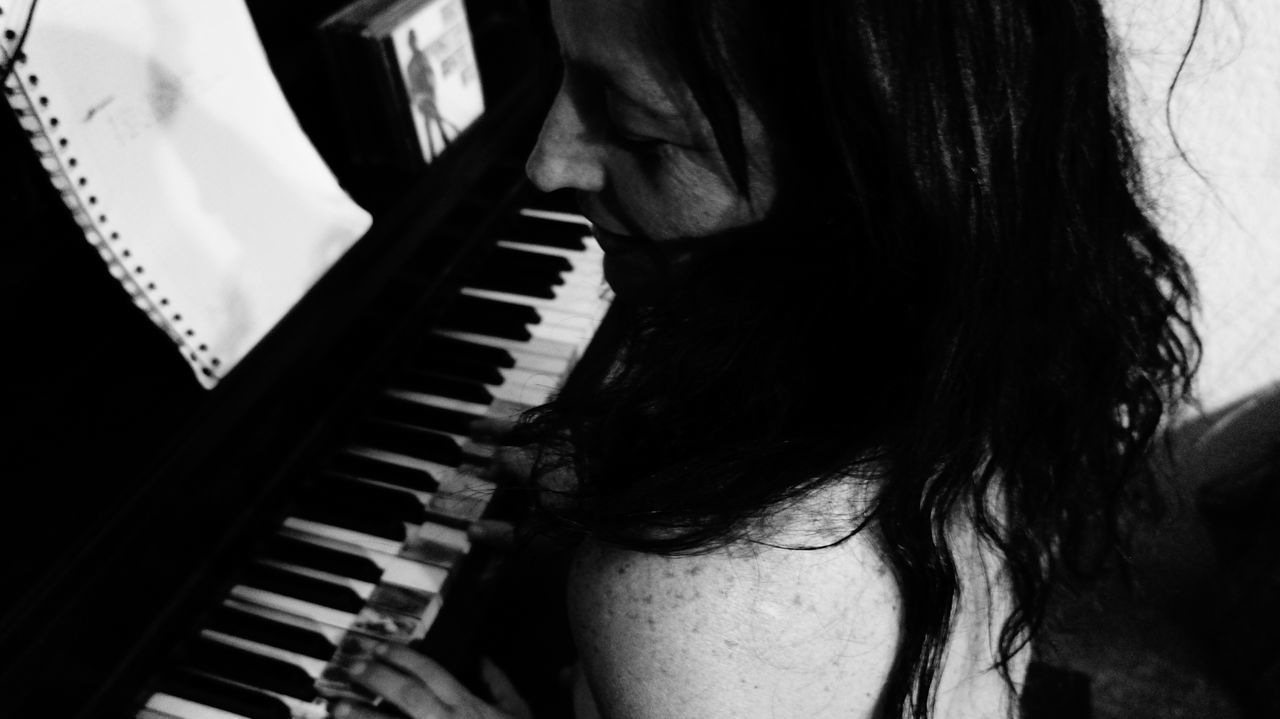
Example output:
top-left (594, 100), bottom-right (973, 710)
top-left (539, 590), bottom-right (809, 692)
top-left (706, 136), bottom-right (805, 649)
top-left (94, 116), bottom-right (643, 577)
top-left (530, 305), bottom-right (602, 334)
top-left (550, 271), bottom-right (606, 297)
top-left (518, 208), bottom-right (591, 226)
top-left (487, 369), bottom-right (557, 406)
top-left (528, 322), bottom-right (594, 348)
top-left (138, 706), bottom-right (184, 716)
top-left (414, 521), bottom-right (472, 555)
top-left (137, 709), bottom-right (184, 719)
top-left (500, 348), bottom-right (573, 376)
top-left (144, 693), bottom-right (252, 719)
top-left (488, 365), bottom-right (561, 392)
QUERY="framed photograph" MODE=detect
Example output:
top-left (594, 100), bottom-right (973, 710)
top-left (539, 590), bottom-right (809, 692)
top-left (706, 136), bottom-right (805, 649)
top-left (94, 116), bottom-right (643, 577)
top-left (387, 0), bottom-right (485, 163)
top-left (320, 0), bottom-right (486, 171)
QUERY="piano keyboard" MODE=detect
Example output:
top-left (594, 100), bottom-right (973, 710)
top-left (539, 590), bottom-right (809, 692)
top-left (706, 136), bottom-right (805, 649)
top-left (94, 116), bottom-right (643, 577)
top-left (136, 206), bottom-right (607, 719)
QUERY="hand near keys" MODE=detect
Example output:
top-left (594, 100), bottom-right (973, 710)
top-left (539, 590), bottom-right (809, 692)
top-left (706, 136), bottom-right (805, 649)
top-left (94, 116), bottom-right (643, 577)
top-left (334, 644), bottom-right (532, 719)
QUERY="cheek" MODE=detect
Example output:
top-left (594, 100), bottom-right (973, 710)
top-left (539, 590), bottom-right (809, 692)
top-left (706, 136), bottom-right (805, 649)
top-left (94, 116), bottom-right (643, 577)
top-left (608, 152), bottom-right (754, 239)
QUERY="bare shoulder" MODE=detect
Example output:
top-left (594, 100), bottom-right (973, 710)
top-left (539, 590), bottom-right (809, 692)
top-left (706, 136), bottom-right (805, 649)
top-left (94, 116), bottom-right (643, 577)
top-left (565, 481), bottom-right (900, 719)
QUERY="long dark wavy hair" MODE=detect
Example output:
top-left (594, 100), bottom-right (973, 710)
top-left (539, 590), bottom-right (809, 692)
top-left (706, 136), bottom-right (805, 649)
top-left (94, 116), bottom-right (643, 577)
top-left (515, 0), bottom-right (1203, 717)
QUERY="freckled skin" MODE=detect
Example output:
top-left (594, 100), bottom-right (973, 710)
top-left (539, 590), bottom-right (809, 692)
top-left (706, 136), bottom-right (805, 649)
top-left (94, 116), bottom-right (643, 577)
top-left (565, 502), bottom-right (904, 719)
top-left (562, 475), bottom-right (1026, 719)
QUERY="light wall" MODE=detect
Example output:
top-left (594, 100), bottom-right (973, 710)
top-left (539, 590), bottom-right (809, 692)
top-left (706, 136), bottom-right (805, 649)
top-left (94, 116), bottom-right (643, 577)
top-left (1107, 0), bottom-right (1280, 414)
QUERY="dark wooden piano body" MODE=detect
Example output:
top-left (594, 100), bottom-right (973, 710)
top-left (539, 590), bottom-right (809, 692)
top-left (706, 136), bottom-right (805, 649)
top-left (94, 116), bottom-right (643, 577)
top-left (0, 1), bottom-right (580, 715)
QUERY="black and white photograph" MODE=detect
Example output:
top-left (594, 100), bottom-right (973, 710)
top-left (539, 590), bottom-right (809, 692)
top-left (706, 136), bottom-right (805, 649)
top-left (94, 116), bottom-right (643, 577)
top-left (390, 0), bottom-right (485, 163)
top-left (0, 0), bottom-right (1278, 718)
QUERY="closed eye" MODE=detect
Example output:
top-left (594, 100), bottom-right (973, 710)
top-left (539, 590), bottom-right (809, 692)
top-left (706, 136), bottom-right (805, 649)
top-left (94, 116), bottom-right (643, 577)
top-left (611, 127), bottom-right (665, 152)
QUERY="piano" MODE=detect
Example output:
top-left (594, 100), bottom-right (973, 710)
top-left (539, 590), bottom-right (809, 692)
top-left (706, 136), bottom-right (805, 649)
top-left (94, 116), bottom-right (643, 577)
top-left (0, 0), bottom-right (599, 716)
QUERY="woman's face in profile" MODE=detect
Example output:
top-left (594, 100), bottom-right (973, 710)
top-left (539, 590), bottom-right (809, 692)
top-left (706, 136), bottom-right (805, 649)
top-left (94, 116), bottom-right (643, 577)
top-left (525, 0), bottom-right (776, 297)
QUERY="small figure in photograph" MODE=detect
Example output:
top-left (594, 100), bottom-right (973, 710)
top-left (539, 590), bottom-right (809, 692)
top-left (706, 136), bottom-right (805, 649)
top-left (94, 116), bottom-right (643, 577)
top-left (405, 28), bottom-right (457, 159)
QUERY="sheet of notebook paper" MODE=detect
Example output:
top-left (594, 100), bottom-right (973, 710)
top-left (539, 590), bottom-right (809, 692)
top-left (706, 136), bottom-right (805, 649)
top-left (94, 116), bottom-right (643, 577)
top-left (1108, 0), bottom-right (1280, 412)
top-left (11, 1), bottom-right (371, 386)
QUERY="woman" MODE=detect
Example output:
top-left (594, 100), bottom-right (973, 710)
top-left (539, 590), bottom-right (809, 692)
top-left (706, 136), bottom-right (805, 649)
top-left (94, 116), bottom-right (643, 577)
top-left (336, 0), bottom-right (1200, 716)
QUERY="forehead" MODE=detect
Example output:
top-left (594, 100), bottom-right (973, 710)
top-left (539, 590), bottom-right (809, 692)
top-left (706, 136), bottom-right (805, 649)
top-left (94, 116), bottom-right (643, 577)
top-left (549, 0), bottom-right (684, 113)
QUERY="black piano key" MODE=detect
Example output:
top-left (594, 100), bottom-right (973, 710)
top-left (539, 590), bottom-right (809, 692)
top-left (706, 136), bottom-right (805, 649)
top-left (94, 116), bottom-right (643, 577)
top-left (453, 295), bottom-right (541, 325)
top-left (155, 669), bottom-right (292, 719)
top-left (465, 271), bottom-right (559, 300)
top-left (330, 452), bottom-right (440, 493)
top-left (352, 419), bottom-right (463, 467)
top-left (374, 395), bottom-right (479, 437)
top-left (437, 312), bottom-right (532, 343)
top-left (414, 334), bottom-right (516, 370)
top-left (407, 354), bottom-right (506, 388)
top-left (310, 473), bottom-right (429, 525)
top-left (260, 532), bottom-right (385, 585)
top-left (440, 309), bottom-right (535, 340)
top-left (205, 603), bottom-right (337, 661)
top-left (293, 496), bottom-right (408, 543)
top-left (471, 252), bottom-right (569, 288)
top-left (394, 372), bottom-right (495, 406)
top-left (408, 336), bottom-right (515, 386)
top-left (509, 215), bottom-right (588, 250)
top-left (441, 296), bottom-right (541, 341)
top-left (490, 246), bottom-right (574, 273)
top-left (187, 637), bottom-right (319, 701)
top-left (473, 255), bottom-right (567, 287)
top-left (240, 562), bottom-right (367, 614)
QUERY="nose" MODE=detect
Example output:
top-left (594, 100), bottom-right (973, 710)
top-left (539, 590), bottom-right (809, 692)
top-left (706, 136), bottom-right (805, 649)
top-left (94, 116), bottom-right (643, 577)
top-left (525, 85), bottom-right (606, 194)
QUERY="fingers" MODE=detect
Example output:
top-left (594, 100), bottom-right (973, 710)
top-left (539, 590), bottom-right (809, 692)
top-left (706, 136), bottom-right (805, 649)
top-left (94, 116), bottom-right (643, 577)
top-left (338, 647), bottom-right (461, 719)
top-left (374, 644), bottom-right (471, 705)
top-left (468, 518), bottom-right (517, 548)
top-left (348, 660), bottom-right (453, 711)
top-left (338, 646), bottom-right (527, 719)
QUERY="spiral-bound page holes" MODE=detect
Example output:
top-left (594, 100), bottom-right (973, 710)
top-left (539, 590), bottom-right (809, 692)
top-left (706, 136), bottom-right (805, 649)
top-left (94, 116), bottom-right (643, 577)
top-left (3, 45), bottom-right (222, 387)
